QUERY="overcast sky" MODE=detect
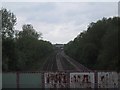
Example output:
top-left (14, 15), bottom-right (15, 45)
top-left (2, 2), bottom-right (118, 44)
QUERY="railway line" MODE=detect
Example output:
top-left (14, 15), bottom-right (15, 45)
top-left (42, 50), bottom-right (90, 72)
top-left (42, 53), bottom-right (58, 71)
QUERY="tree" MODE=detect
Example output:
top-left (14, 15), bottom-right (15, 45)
top-left (1, 8), bottom-right (17, 71)
top-left (18, 24), bottom-right (42, 39)
top-left (1, 8), bottom-right (16, 39)
top-left (64, 17), bottom-right (119, 71)
top-left (2, 8), bottom-right (54, 71)
top-left (15, 24), bottom-right (54, 70)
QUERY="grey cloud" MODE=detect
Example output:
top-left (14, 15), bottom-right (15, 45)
top-left (2, 2), bottom-right (118, 44)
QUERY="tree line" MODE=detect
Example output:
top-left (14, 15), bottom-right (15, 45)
top-left (64, 17), bottom-right (119, 71)
top-left (1, 8), bottom-right (54, 71)
top-left (1, 8), bottom-right (119, 71)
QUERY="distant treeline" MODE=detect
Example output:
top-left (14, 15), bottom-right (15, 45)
top-left (1, 8), bottom-right (54, 71)
top-left (64, 17), bottom-right (119, 71)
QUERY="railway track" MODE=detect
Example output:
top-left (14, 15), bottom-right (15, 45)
top-left (61, 51), bottom-right (90, 71)
top-left (42, 50), bottom-right (90, 72)
top-left (42, 53), bottom-right (58, 71)
top-left (58, 52), bottom-right (76, 71)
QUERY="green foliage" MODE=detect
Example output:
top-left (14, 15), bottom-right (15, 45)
top-left (64, 17), bottom-right (119, 71)
top-left (1, 8), bottom-right (17, 71)
top-left (15, 37), bottom-right (54, 70)
top-left (18, 24), bottom-right (41, 39)
top-left (2, 9), bottom-right (54, 71)
top-left (2, 38), bottom-right (17, 71)
top-left (1, 8), bottom-right (16, 39)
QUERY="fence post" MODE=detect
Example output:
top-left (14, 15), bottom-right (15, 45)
top-left (16, 72), bottom-right (19, 89)
top-left (94, 71), bottom-right (98, 89)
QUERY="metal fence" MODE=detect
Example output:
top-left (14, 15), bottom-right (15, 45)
top-left (2, 72), bottom-right (43, 88)
top-left (2, 73), bottom-right (17, 88)
top-left (98, 72), bottom-right (118, 88)
top-left (44, 72), bottom-right (69, 88)
top-left (2, 71), bottom-right (120, 89)
top-left (19, 72), bottom-right (42, 88)
top-left (70, 72), bottom-right (94, 88)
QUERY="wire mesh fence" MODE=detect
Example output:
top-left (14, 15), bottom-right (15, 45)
top-left (2, 73), bottom-right (17, 88)
top-left (70, 72), bottom-right (94, 88)
top-left (98, 72), bottom-right (118, 88)
top-left (2, 71), bottom-right (120, 89)
top-left (44, 72), bottom-right (69, 88)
